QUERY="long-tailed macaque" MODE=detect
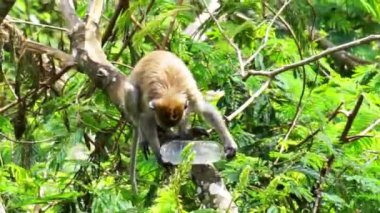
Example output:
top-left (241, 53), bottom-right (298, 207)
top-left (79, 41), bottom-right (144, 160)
top-left (129, 50), bottom-right (238, 164)
top-left (96, 68), bottom-right (141, 194)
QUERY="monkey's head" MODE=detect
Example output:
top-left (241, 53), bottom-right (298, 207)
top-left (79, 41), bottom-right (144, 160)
top-left (149, 95), bottom-right (188, 128)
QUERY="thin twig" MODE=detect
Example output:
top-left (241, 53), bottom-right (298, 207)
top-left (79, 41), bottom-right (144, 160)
top-left (140, 0), bottom-right (155, 23)
top-left (244, 0), bottom-right (292, 67)
top-left (200, 0), bottom-right (245, 76)
top-left (346, 118), bottom-right (380, 142)
top-left (245, 34), bottom-right (380, 78)
top-left (7, 19), bottom-right (68, 32)
top-left (340, 94), bottom-right (364, 142)
top-left (226, 79), bottom-right (271, 121)
top-left (291, 102), bottom-right (344, 150)
top-left (265, 1), bottom-right (307, 166)
top-left (357, 118), bottom-right (380, 136)
top-left (0, 99), bottom-right (18, 113)
top-left (130, 15), bottom-right (163, 49)
top-left (312, 155), bottom-right (335, 213)
top-left (162, 0), bottom-right (184, 48)
top-left (0, 62), bottom-right (74, 114)
top-left (274, 106), bottom-right (302, 164)
top-left (0, 132), bottom-right (57, 144)
top-left (0, 69), bottom-right (17, 99)
top-left (111, 61), bottom-right (133, 70)
top-left (101, 0), bottom-right (129, 45)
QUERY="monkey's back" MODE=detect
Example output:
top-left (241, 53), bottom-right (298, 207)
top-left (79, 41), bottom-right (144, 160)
top-left (129, 51), bottom-right (201, 103)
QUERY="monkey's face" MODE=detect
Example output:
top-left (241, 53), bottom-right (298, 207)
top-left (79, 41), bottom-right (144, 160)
top-left (149, 96), bottom-right (188, 128)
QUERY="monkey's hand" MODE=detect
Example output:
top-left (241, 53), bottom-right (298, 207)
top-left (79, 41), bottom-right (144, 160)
top-left (224, 139), bottom-right (237, 160)
top-left (155, 153), bottom-right (174, 169)
top-left (140, 140), bottom-right (150, 160)
top-left (225, 146), bottom-right (237, 160)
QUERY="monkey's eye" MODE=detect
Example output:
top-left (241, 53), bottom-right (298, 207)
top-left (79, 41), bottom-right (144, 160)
top-left (184, 100), bottom-right (189, 109)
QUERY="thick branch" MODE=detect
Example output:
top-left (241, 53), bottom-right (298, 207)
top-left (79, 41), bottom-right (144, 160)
top-left (58, 0), bottom-right (134, 117)
top-left (86, 0), bottom-right (103, 27)
top-left (192, 165), bottom-right (238, 213)
top-left (183, 0), bottom-right (219, 41)
top-left (59, 0), bottom-right (82, 28)
top-left (23, 40), bottom-right (74, 63)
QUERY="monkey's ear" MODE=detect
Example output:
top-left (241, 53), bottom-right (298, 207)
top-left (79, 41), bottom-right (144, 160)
top-left (96, 68), bottom-right (109, 77)
top-left (148, 100), bottom-right (156, 110)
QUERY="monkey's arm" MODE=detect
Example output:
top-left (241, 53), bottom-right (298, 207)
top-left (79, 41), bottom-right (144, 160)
top-left (195, 100), bottom-right (237, 159)
top-left (122, 82), bottom-right (140, 124)
top-left (139, 113), bottom-right (165, 164)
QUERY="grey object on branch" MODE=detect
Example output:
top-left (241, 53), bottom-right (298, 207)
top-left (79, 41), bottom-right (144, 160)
top-left (160, 140), bottom-right (224, 165)
top-left (159, 138), bottom-right (238, 212)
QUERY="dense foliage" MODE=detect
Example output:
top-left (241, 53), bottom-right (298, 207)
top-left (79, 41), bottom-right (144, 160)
top-left (0, 0), bottom-right (379, 212)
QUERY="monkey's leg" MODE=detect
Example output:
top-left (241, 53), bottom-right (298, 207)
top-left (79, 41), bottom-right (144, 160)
top-left (196, 101), bottom-right (237, 159)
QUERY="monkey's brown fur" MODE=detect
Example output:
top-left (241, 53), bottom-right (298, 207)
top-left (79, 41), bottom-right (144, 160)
top-left (129, 50), bottom-right (237, 164)
top-left (130, 51), bottom-right (201, 128)
top-left (131, 51), bottom-right (200, 101)
top-left (128, 50), bottom-right (237, 194)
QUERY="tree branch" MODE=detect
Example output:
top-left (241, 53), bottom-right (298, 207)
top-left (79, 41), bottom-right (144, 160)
top-left (289, 102), bottom-right (344, 150)
top-left (311, 30), bottom-right (372, 73)
top-left (226, 79), bottom-right (271, 121)
top-left (7, 18), bottom-right (68, 32)
top-left (58, 0), bottom-right (133, 110)
top-left (161, 0), bottom-right (184, 48)
top-left (312, 155), bottom-right (335, 213)
top-left (201, 0), bottom-right (245, 76)
top-left (245, 34), bottom-right (380, 79)
top-left (130, 15), bottom-right (163, 49)
top-left (23, 39), bottom-right (74, 63)
top-left (59, 0), bottom-right (82, 28)
top-left (101, 0), bottom-right (129, 45)
top-left (0, 0), bottom-right (15, 24)
top-left (340, 94), bottom-right (364, 142)
top-left (85, 0), bottom-right (103, 27)
top-left (243, 0), bottom-right (292, 68)
top-left (346, 118), bottom-right (380, 142)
